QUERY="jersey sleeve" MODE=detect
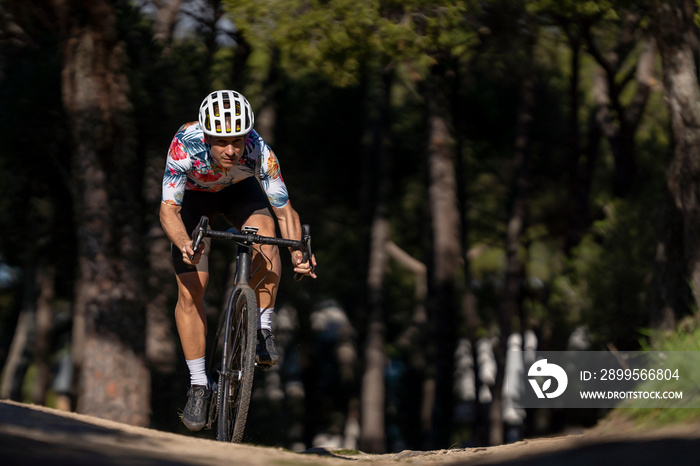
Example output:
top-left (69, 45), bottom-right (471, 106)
top-left (161, 130), bottom-right (192, 206)
top-left (258, 143), bottom-right (290, 209)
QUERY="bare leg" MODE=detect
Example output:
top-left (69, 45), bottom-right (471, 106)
top-left (174, 271), bottom-right (209, 360)
top-left (242, 213), bottom-right (281, 311)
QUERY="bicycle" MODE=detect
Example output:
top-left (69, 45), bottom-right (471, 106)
top-left (189, 215), bottom-right (314, 443)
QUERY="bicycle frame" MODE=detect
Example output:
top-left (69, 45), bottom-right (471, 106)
top-left (190, 215), bottom-right (313, 442)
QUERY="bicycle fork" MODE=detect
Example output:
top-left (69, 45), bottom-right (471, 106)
top-left (208, 281), bottom-right (247, 429)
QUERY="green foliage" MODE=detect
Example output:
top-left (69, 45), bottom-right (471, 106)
top-left (527, 0), bottom-right (616, 20)
top-left (225, 0), bottom-right (372, 86)
top-left (561, 197), bottom-right (658, 349)
top-left (225, 0), bottom-right (479, 87)
top-left (613, 316), bottom-right (700, 424)
top-left (210, 47), bottom-right (238, 91)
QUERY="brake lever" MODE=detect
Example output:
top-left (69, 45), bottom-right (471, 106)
top-left (190, 216), bottom-right (209, 260)
top-left (294, 224), bottom-right (313, 282)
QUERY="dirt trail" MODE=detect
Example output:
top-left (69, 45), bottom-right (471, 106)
top-left (1, 400), bottom-right (699, 465)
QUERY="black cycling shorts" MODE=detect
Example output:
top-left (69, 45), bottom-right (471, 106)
top-left (171, 177), bottom-right (274, 275)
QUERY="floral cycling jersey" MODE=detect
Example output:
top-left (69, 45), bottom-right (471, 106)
top-left (162, 122), bottom-right (290, 208)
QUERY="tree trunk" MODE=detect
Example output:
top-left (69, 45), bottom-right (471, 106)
top-left (0, 260), bottom-right (36, 401)
top-left (387, 241), bottom-right (428, 342)
top-left (59, 0), bottom-right (150, 426)
top-left (493, 83), bottom-right (534, 446)
top-left (360, 215), bottom-right (389, 453)
top-left (385, 241), bottom-right (432, 449)
top-left (650, 189), bottom-right (691, 329)
top-left (153, 0), bottom-right (183, 46)
top-left (583, 10), bottom-right (652, 199)
top-left (565, 27), bottom-right (599, 254)
top-left (144, 149), bottom-right (178, 376)
top-left (0, 309), bottom-right (32, 401)
top-left (568, 15), bottom-right (655, 251)
top-left (31, 264), bottom-right (55, 405)
top-left (653, 0), bottom-right (700, 315)
top-left (566, 67), bottom-right (603, 253)
top-left (491, 37), bottom-right (536, 445)
top-left (426, 69), bottom-right (462, 449)
top-left (359, 71), bottom-right (392, 454)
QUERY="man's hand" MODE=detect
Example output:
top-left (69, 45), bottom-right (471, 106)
top-left (182, 240), bottom-right (205, 265)
top-left (291, 250), bottom-right (317, 279)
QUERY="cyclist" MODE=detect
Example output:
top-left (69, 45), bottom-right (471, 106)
top-left (160, 90), bottom-right (317, 431)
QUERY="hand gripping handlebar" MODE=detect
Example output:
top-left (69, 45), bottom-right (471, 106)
top-left (190, 216), bottom-right (209, 260)
top-left (294, 224), bottom-right (314, 282)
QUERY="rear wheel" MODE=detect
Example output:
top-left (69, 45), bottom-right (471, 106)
top-left (216, 286), bottom-right (258, 442)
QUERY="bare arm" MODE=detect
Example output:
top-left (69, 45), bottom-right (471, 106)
top-left (159, 202), bottom-right (203, 264)
top-left (274, 203), bottom-right (301, 242)
top-left (274, 203), bottom-right (317, 278)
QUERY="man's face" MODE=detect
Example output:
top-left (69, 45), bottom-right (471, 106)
top-left (207, 135), bottom-right (246, 168)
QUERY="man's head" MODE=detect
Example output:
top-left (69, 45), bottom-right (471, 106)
top-left (207, 134), bottom-right (246, 169)
top-left (198, 90), bottom-right (254, 137)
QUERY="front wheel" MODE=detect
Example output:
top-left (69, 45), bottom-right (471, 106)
top-left (216, 286), bottom-right (258, 442)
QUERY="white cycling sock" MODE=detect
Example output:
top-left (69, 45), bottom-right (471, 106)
top-left (186, 356), bottom-right (208, 387)
top-left (258, 308), bottom-right (273, 331)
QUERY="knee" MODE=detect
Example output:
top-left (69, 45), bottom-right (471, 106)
top-left (176, 277), bottom-right (207, 309)
top-left (177, 291), bottom-right (202, 315)
top-left (178, 287), bottom-right (201, 304)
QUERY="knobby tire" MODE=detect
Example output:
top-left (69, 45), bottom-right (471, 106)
top-left (216, 286), bottom-right (257, 442)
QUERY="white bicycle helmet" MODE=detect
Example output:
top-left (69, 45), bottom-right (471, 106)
top-left (198, 90), bottom-right (254, 136)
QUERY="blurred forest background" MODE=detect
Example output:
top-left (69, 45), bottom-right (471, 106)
top-left (2, 0), bottom-right (700, 454)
